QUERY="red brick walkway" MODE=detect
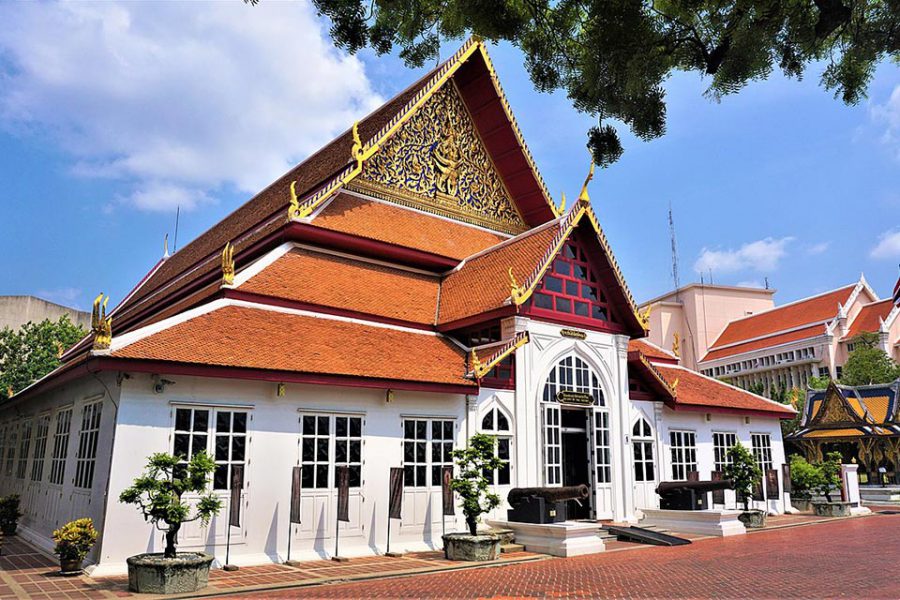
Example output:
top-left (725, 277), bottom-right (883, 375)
top-left (229, 511), bottom-right (900, 599)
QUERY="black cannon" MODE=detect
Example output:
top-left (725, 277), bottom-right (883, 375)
top-left (507, 485), bottom-right (590, 524)
top-left (656, 480), bottom-right (733, 511)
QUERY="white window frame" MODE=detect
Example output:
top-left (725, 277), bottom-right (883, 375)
top-left (5, 423), bottom-right (18, 477)
top-left (299, 412), bottom-right (364, 490)
top-left (594, 410), bottom-right (611, 483)
top-left (402, 418), bottom-right (454, 489)
top-left (751, 433), bottom-right (773, 472)
top-left (74, 402), bottom-right (103, 489)
top-left (632, 418), bottom-right (655, 483)
top-left (30, 414), bottom-right (51, 483)
top-left (479, 406), bottom-right (512, 486)
top-left (173, 406), bottom-right (250, 491)
top-left (16, 419), bottom-right (32, 480)
top-left (669, 430), bottom-right (697, 480)
top-left (712, 431), bottom-right (738, 472)
top-left (542, 355), bottom-right (604, 405)
top-left (49, 408), bottom-right (73, 486)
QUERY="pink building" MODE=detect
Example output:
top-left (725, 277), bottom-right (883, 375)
top-left (641, 275), bottom-right (900, 396)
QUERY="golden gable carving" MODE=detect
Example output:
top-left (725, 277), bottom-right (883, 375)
top-left (353, 83), bottom-right (526, 234)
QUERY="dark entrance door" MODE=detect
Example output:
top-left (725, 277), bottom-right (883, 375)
top-left (561, 408), bottom-right (592, 519)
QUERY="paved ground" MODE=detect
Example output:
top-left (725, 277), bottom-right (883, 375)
top-left (229, 511), bottom-right (900, 599)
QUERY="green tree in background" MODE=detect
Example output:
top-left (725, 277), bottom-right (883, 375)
top-left (298, 0), bottom-right (899, 167)
top-left (0, 316), bottom-right (86, 396)
top-left (840, 332), bottom-right (900, 386)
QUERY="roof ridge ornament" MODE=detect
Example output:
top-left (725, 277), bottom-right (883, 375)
top-left (508, 267), bottom-right (526, 303)
top-left (221, 241), bottom-right (235, 286)
top-left (635, 304), bottom-right (652, 330)
top-left (91, 293), bottom-right (112, 351)
top-left (578, 159), bottom-right (595, 203)
top-left (163, 234), bottom-right (170, 259)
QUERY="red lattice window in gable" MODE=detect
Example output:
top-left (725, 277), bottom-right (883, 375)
top-left (529, 233), bottom-right (621, 329)
top-left (463, 324), bottom-right (515, 389)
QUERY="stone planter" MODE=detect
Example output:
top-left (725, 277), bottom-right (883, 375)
top-left (126, 552), bottom-right (214, 594)
top-left (790, 498), bottom-right (812, 513)
top-left (59, 558), bottom-right (84, 576)
top-left (737, 509), bottom-right (767, 529)
top-left (812, 501), bottom-right (851, 518)
top-left (442, 533), bottom-right (500, 561)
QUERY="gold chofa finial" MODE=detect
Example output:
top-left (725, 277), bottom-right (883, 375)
top-left (351, 121), bottom-right (364, 167)
top-left (470, 349), bottom-right (484, 378)
top-left (164, 234), bottom-right (170, 259)
top-left (635, 304), bottom-right (651, 330)
top-left (557, 192), bottom-right (567, 217)
top-left (288, 180), bottom-right (314, 220)
top-left (508, 267), bottom-right (526, 303)
top-left (221, 241), bottom-right (235, 286)
top-left (671, 377), bottom-right (680, 392)
top-left (91, 293), bottom-right (112, 351)
top-left (578, 159), bottom-right (595, 203)
top-left (672, 332), bottom-right (681, 358)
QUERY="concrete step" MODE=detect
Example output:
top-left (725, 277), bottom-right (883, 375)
top-left (500, 543), bottom-right (525, 553)
top-left (488, 528), bottom-right (516, 545)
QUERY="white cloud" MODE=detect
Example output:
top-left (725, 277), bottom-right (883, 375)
top-left (870, 229), bottom-right (900, 259)
top-left (870, 84), bottom-right (900, 161)
top-left (0, 2), bottom-right (382, 211)
top-left (694, 237), bottom-right (793, 274)
top-left (805, 242), bottom-right (830, 256)
top-left (736, 280), bottom-right (765, 289)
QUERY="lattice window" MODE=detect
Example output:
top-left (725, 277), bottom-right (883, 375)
top-left (713, 432), bottom-right (738, 472)
top-left (74, 402), bottom-right (102, 489)
top-left (751, 433), bottom-right (773, 472)
top-left (633, 418), bottom-right (655, 482)
top-left (213, 411), bottom-right (247, 490)
top-left (594, 411), bottom-right (611, 483)
top-left (334, 416), bottom-right (363, 488)
top-left (402, 418), bottom-right (454, 488)
top-left (669, 430), bottom-right (697, 480)
top-left (480, 407), bottom-right (512, 485)
top-left (49, 409), bottom-right (72, 486)
top-left (531, 233), bottom-right (619, 326)
top-left (16, 420), bottom-right (32, 479)
top-left (30, 415), bottom-right (51, 483)
top-left (300, 414), bottom-right (362, 490)
top-left (542, 356), bottom-right (604, 405)
top-left (5, 423), bottom-right (18, 477)
top-left (301, 414), bottom-right (331, 489)
top-left (543, 405), bottom-right (562, 485)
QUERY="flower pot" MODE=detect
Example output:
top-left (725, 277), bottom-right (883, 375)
top-left (737, 509), bottom-right (767, 529)
top-left (812, 501), bottom-right (851, 518)
top-left (59, 558), bottom-right (84, 576)
top-left (442, 532), bottom-right (500, 561)
top-left (126, 552), bottom-right (214, 594)
top-left (1, 522), bottom-right (17, 536)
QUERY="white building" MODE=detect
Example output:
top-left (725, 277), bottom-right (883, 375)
top-left (0, 38), bottom-right (794, 576)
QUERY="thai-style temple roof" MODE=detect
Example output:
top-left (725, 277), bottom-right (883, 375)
top-left (844, 298), bottom-right (897, 340)
top-left (788, 379), bottom-right (900, 440)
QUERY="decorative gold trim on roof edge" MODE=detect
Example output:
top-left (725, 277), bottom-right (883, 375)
top-left (470, 331), bottom-right (530, 379)
top-left (221, 241), bottom-right (235, 286)
top-left (506, 200), bottom-right (645, 331)
top-left (638, 353), bottom-right (677, 398)
top-left (91, 293), bottom-right (112, 351)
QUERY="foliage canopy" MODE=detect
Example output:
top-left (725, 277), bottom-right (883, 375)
top-left (306, 0), bottom-right (899, 166)
top-left (723, 442), bottom-right (762, 511)
top-left (449, 433), bottom-right (503, 536)
top-left (841, 332), bottom-right (900, 386)
top-left (0, 316), bottom-right (86, 396)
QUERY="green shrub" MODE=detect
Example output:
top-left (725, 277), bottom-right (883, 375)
top-left (723, 443), bottom-right (762, 512)
top-left (449, 433), bottom-right (503, 536)
top-left (789, 455), bottom-right (824, 501)
top-left (52, 518), bottom-right (99, 561)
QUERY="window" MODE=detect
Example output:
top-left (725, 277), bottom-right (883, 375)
top-left (174, 407), bottom-right (249, 490)
top-left (49, 409), bottom-right (72, 486)
top-left (16, 420), bottom-right (32, 479)
top-left (334, 416), bottom-right (362, 488)
top-left (669, 430), bottom-right (696, 480)
top-left (213, 411), bottom-right (247, 490)
top-left (542, 356), bottom-right (604, 405)
top-left (480, 407), bottom-right (511, 485)
top-left (30, 415), bottom-right (50, 482)
top-left (633, 418), bottom-right (655, 482)
top-left (543, 405), bottom-right (562, 485)
top-left (712, 432), bottom-right (738, 472)
top-left (301, 414), bottom-right (332, 489)
top-left (751, 433), bottom-right (773, 472)
top-left (5, 423), bottom-right (18, 477)
top-left (299, 413), bottom-right (362, 490)
top-left (403, 419), bottom-right (453, 488)
top-left (465, 325), bottom-right (515, 386)
top-left (530, 232), bottom-right (619, 326)
top-left (74, 402), bottom-right (102, 489)
top-left (594, 411), bottom-right (611, 483)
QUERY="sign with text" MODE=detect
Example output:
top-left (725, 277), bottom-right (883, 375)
top-left (290, 466), bottom-right (302, 524)
top-left (442, 466), bottom-right (455, 516)
top-left (560, 329), bottom-right (587, 340)
top-left (556, 391), bottom-right (594, 406)
top-left (388, 467), bottom-right (404, 519)
top-left (229, 465), bottom-right (244, 528)
top-left (336, 465), bottom-right (350, 523)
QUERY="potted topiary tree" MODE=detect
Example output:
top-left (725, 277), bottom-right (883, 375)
top-left (723, 443), bottom-right (766, 528)
top-left (788, 455), bottom-right (823, 512)
top-left (119, 452), bottom-right (223, 594)
top-left (443, 433), bottom-right (504, 561)
top-left (811, 451), bottom-right (849, 517)
top-left (0, 494), bottom-right (23, 535)
top-left (52, 518), bottom-right (99, 575)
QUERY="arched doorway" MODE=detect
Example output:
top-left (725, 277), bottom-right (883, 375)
top-left (541, 355), bottom-right (611, 519)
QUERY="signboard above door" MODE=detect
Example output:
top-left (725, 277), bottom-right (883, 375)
top-left (556, 391), bottom-right (594, 406)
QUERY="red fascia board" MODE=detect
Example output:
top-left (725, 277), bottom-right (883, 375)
top-left (94, 358), bottom-right (476, 395)
top-left (223, 289), bottom-right (436, 332)
top-left (665, 402), bottom-right (795, 420)
top-left (437, 305), bottom-right (517, 333)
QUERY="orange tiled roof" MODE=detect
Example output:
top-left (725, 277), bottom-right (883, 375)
top-left (702, 323), bottom-right (826, 362)
top-left (311, 193), bottom-right (507, 260)
top-left (845, 298), bottom-right (894, 339)
top-left (629, 339), bottom-right (678, 363)
top-left (707, 284), bottom-right (855, 351)
top-left (653, 364), bottom-right (796, 417)
top-left (112, 304), bottom-right (474, 387)
top-left (438, 224), bottom-right (559, 324)
top-left (240, 248), bottom-right (440, 325)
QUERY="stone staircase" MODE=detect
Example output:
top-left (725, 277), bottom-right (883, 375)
top-left (488, 527), bottom-right (525, 553)
top-left (860, 486), bottom-right (900, 505)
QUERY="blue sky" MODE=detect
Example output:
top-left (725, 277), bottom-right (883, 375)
top-left (1, 2), bottom-right (898, 315)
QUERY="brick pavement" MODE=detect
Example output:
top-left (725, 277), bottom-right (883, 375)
top-left (228, 511), bottom-right (900, 599)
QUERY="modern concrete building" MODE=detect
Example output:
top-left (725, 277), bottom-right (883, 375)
top-left (0, 296), bottom-right (91, 332)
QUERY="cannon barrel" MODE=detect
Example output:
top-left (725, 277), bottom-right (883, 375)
top-left (507, 485), bottom-right (590, 507)
top-left (655, 480), bottom-right (733, 495)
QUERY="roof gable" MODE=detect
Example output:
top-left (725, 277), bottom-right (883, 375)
top-left (809, 382), bottom-right (866, 428)
top-left (845, 298), bottom-right (895, 339)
